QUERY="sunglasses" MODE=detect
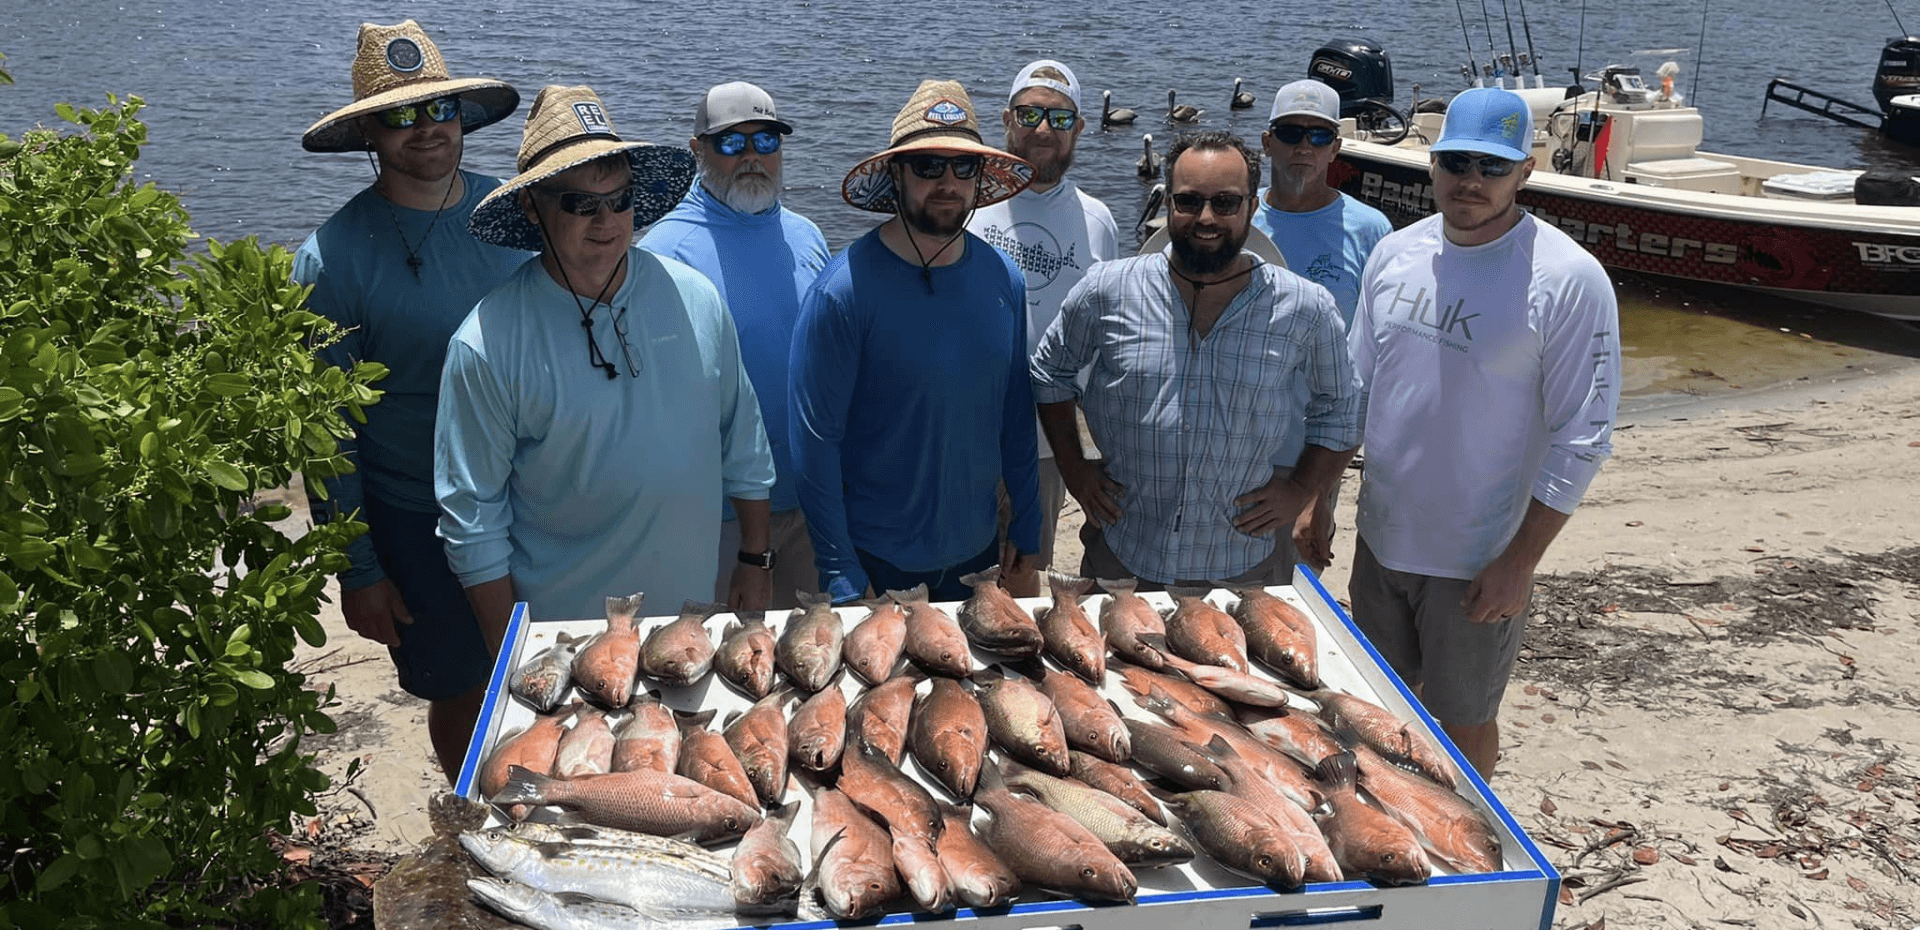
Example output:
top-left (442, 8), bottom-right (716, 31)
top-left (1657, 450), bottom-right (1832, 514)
top-left (1434, 151), bottom-right (1521, 178)
top-left (708, 128), bottom-right (783, 157)
top-left (1270, 123), bottom-right (1339, 147)
top-left (375, 95), bottom-right (461, 130)
top-left (1169, 191), bottom-right (1248, 216)
top-left (1012, 105), bottom-right (1079, 132)
top-left (536, 185), bottom-right (635, 217)
top-left (895, 153), bottom-right (983, 180)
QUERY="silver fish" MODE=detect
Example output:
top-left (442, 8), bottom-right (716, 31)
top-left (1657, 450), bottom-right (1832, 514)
top-left (466, 877), bottom-right (744, 930)
top-left (510, 631), bottom-right (579, 713)
top-left (458, 830), bottom-right (735, 912)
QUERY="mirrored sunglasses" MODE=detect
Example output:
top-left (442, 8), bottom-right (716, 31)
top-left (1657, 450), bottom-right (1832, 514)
top-left (709, 129), bottom-right (783, 157)
top-left (1169, 191), bottom-right (1248, 216)
top-left (896, 153), bottom-right (983, 180)
top-left (1271, 123), bottom-right (1339, 147)
top-left (1434, 151), bottom-right (1520, 178)
top-left (536, 185), bottom-right (636, 217)
top-left (1013, 105), bottom-right (1079, 132)
top-left (375, 95), bottom-right (461, 130)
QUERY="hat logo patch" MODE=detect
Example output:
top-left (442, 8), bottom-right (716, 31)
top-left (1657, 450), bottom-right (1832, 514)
top-left (573, 101), bottom-right (613, 135)
top-left (1500, 112), bottom-right (1520, 139)
top-left (925, 99), bottom-right (968, 125)
top-left (385, 38), bottom-right (424, 73)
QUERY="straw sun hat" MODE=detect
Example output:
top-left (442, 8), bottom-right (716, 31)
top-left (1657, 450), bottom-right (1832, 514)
top-left (301, 20), bottom-right (519, 154)
top-left (842, 79), bottom-right (1034, 213)
top-left (467, 85), bottom-right (696, 252)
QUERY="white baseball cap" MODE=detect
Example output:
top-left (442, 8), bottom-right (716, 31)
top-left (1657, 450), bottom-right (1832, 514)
top-left (1269, 79), bottom-right (1342, 127)
top-left (1009, 59), bottom-right (1082, 111)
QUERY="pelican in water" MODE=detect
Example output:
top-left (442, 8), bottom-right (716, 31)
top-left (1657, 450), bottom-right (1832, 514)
top-left (1135, 182), bottom-right (1167, 233)
top-left (1167, 89), bottom-right (1202, 123)
top-left (1101, 90), bottom-right (1137, 127)
top-left (1137, 133), bottom-right (1161, 179)
top-left (1231, 77), bottom-right (1256, 109)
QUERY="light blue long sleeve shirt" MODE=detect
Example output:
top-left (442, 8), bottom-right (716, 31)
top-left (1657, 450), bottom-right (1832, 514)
top-left (292, 171), bottom-right (527, 589)
top-left (434, 247), bottom-right (775, 620)
top-left (638, 184), bottom-right (829, 518)
top-left (790, 230), bottom-right (1040, 604)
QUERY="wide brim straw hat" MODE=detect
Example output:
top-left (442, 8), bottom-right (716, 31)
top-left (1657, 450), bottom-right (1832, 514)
top-left (842, 79), bottom-right (1034, 213)
top-left (301, 20), bottom-right (519, 154)
top-left (468, 84), bottom-right (696, 252)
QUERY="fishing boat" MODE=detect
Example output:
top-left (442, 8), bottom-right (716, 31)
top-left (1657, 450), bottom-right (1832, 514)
top-left (1315, 38), bottom-right (1920, 322)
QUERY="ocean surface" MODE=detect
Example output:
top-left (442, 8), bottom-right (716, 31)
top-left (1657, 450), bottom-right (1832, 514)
top-left (6, 0), bottom-right (1918, 252)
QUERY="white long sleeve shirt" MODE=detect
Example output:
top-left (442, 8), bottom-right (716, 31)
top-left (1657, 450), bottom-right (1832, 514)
top-left (1350, 213), bottom-right (1620, 580)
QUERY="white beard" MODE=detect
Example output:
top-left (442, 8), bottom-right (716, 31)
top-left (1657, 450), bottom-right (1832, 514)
top-left (702, 161), bottom-right (781, 214)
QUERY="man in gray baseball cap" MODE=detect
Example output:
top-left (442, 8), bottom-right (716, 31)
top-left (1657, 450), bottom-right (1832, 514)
top-left (1251, 79), bottom-right (1391, 576)
top-left (640, 81), bottom-right (830, 609)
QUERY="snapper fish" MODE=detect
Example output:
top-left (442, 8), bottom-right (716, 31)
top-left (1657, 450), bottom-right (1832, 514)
top-left (509, 631), bottom-right (578, 713)
top-left (956, 565), bottom-right (1044, 656)
top-left (573, 593), bottom-right (645, 708)
top-left (714, 611), bottom-right (777, 699)
top-left (638, 599), bottom-right (720, 687)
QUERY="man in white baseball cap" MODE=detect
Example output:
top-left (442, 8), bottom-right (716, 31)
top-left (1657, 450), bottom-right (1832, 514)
top-left (1251, 78), bottom-right (1392, 576)
top-left (641, 82), bottom-right (830, 610)
top-left (967, 59), bottom-right (1120, 590)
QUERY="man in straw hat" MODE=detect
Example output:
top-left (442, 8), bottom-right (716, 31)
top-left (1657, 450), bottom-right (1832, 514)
top-left (966, 59), bottom-right (1120, 593)
top-left (640, 81), bottom-right (829, 611)
top-left (790, 79), bottom-right (1041, 605)
top-left (294, 19), bottom-right (523, 783)
top-left (1031, 129), bottom-right (1361, 593)
top-left (437, 85), bottom-right (776, 631)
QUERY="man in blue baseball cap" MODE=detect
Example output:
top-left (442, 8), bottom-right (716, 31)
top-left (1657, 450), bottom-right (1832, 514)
top-left (1343, 86), bottom-right (1621, 776)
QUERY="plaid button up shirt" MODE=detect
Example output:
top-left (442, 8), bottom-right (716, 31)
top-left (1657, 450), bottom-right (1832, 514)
top-left (1030, 250), bottom-right (1361, 583)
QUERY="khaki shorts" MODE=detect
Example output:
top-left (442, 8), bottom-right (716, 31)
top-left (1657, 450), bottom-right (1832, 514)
top-left (1347, 535), bottom-right (1525, 727)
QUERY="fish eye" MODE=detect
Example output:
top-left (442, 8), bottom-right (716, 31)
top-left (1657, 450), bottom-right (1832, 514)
top-left (1081, 866), bottom-right (1096, 878)
top-left (1257, 855), bottom-right (1272, 868)
top-left (1381, 852), bottom-right (1397, 864)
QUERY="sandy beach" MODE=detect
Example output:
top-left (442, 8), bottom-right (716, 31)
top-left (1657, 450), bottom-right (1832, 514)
top-left (285, 355), bottom-right (1920, 928)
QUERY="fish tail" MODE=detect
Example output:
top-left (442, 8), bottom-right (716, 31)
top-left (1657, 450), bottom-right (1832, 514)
top-left (796, 590), bottom-right (834, 608)
top-left (1004, 657), bottom-right (1049, 681)
top-left (492, 764), bottom-right (553, 808)
top-left (885, 583), bottom-right (930, 606)
top-left (1135, 682), bottom-right (1176, 715)
top-left (675, 707), bottom-right (717, 733)
top-left (1165, 584), bottom-right (1211, 601)
top-left (1048, 572), bottom-right (1095, 600)
top-left (735, 609), bottom-right (768, 625)
top-left (604, 591), bottom-right (646, 622)
top-left (682, 599), bottom-right (727, 619)
top-left (958, 565), bottom-right (1002, 588)
top-left (1314, 749), bottom-right (1359, 789)
top-left (1096, 577), bottom-right (1139, 597)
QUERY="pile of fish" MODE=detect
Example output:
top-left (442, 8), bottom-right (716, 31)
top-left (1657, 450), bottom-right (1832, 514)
top-left (466, 569), bottom-right (1507, 929)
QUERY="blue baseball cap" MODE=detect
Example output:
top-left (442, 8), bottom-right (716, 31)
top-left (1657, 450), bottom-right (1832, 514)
top-left (1431, 87), bottom-right (1533, 161)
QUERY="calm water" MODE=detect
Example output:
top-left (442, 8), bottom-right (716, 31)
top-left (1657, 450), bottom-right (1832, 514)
top-left (4, 0), bottom-right (1917, 393)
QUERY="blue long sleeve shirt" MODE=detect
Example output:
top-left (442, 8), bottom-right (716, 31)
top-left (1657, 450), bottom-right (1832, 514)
top-left (434, 247), bottom-right (775, 620)
top-left (789, 229), bottom-right (1040, 604)
top-left (638, 184), bottom-right (830, 518)
top-left (292, 171), bottom-right (527, 590)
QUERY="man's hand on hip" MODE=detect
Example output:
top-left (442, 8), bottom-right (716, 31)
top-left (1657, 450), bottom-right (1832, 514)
top-left (341, 578), bottom-right (411, 647)
top-left (1060, 458), bottom-right (1125, 528)
top-left (1232, 473), bottom-right (1311, 538)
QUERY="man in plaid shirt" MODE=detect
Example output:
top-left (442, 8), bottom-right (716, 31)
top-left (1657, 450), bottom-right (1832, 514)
top-left (1030, 130), bottom-right (1360, 588)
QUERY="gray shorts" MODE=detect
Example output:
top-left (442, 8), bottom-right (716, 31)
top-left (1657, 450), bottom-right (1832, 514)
top-left (1347, 536), bottom-right (1524, 727)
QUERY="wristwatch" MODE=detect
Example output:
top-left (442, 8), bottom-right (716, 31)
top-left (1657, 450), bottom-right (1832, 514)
top-left (738, 549), bottom-right (776, 570)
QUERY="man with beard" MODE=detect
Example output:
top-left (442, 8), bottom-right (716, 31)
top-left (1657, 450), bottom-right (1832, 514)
top-left (438, 85), bottom-right (775, 628)
top-left (641, 82), bottom-right (830, 610)
top-left (294, 20), bottom-right (523, 783)
top-left (791, 80), bottom-right (1040, 605)
top-left (1346, 87), bottom-right (1619, 775)
top-left (1031, 130), bottom-right (1359, 590)
top-left (1251, 79), bottom-right (1392, 576)
top-left (966, 60), bottom-right (1120, 588)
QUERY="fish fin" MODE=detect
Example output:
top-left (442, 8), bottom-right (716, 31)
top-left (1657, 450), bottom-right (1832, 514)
top-left (553, 630), bottom-right (576, 645)
top-left (735, 609), bottom-right (768, 625)
top-left (769, 799), bottom-right (803, 828)
top-left (1314, 749), bottom-right (1359, 788)
top-left (1135, 682), bottom-right (1177, 716)
top-left (1004, 657), bottom-right (1049, 681)
top-left (958, 565), bottom-right (1002, 588)
top-left (795, 590), bottom-right (834, 608)
top-left (1136, 632), bottom-right (1171, 657)
top-left (805, 826), bottom-right (847, 893)
top-left (858, 595), bottom-right (892, 611)
top-left (723, 708), bottom-right (744, 728)
top-left (1048, 571), bottom-right (1095, 599)
top-left (1165, 584), bottom-right (1211, 601)
top-left (885, 583), bottom-right (931, 605)
top-left (674, 707), bottom-right (717, 733)
top-left (682, 599), bottom-right (727, 620)
top-left (972, 665), bottom-right (1006, 686)
top-left (604, 591), bottom-right (646, 621)
top-left (492, 764), bottom-right (551, 807)
top-left (1096, 577), bottom-right (1139, 596)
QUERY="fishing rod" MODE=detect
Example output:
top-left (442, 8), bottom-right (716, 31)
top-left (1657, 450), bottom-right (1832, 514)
top-left (1516, 0), bottom-right (1544, 81)
top-left (1455, 0), bottom-right (1482, 86)
top-left (1691, 0), bottom-right (1708, 105)
top-left (1499, 0), bottom-right (1525, 84)
top-left (1479, 0), bottom-right (1502, 77)
top-left (1889, 0), bottom-right (1909, 37)
top-left (1574, 0), bottom-right (1587, 86)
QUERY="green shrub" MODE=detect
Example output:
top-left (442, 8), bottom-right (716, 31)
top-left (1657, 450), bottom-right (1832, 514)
top-left (0, 95), bottom-right (384, 927)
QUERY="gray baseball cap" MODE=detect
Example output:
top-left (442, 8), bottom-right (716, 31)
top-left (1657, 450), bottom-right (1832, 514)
top-left (1269, 79), bottom-right (1342, 127)
top-left (694, 81), bottom-right (793, 136)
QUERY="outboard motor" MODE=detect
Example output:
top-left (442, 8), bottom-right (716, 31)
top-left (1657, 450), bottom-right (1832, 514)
top-left (1309, 37), bottom-right (1395, 117)
top-left (1873, 36), bottom-right (1920, 112)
